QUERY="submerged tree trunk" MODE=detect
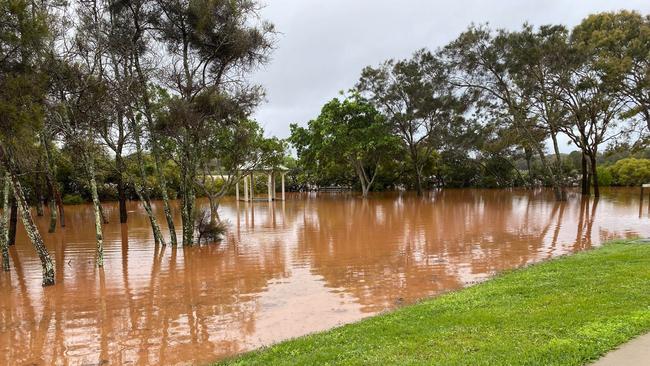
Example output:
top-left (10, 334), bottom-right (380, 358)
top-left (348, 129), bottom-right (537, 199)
top-left (133, 182), bottom-right (165, 245)
top-left (1, 174), bottom-right (11, 271)
top-left (35, 189), bottom-right (44, 216)
top-left (590, 154), bottom-right (600, 198)
top-left (8, 199), bottom-right (17, 246)
top-left (550, 133), bottom-right (567, 201)
top-left (84, 153), bottom-right (104, 267)
top-left (129, 117), bottom-right (166, 246)
top-left (179, 159), bottom-right (196, 246)
top-left (2, 150), bottom-right (55, 285)
top-left (153, 152), bottom-right (176, 246)
top-left (99, 203), bottom-right (109, 224)
top-left (581, 152), bottom-right (590, 196)
top-left (116, 154), bottom-right (128, 224)
top-left (132, 49), bottom-right (177, 246)
top-left (48, 196), bottom-right (57, 233)
top-left (180, 181), bottom-right (195, 247)
top-left (42, 133), bottom-right (65, 228)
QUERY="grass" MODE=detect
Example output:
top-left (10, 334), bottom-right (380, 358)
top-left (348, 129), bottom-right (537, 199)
top-left (217, 240), bottom-right (650, 366)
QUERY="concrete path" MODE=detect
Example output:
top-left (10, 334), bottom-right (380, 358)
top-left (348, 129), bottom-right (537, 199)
top-left (591, 333), bottom-right (650, 365)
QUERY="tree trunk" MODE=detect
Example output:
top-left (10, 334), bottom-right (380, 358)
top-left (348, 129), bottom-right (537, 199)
top-left (116, 155), bottom-right (128, 224)
top-left (8, 199), bottom-right (17, 246)
top-left (133, 183), bottom-right (165, 246)
top-left (154, 153), bottom-right (177, 246)
top-left (84, 154), bottom-right (104, 268)
top-left (550, 133), bottom-right (567, 201)
top-left (2, 152), bottom-right (55, 285)
top-left (590, 154), bottom-right (600, 198)
top-left (35, 190), bottom-right (44, 216)
top-left (48, 196), bottom-right (57, 233)
top-left (1, 174), bottom-right (10, 271)
top-left (129, 117), bottom-right (166, 246)
top-left (180, 161), bottom-right (196, 247)
top-left (181, 181), bottom-right (195, 247)
top-left (132, 49), bottom-right (177, 246)
top-left (581, 153), bottom-right (590, 196)
top-left (42, 136), bottom-right (65, 228)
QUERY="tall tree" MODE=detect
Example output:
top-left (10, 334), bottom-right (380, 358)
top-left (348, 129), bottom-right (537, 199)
top-left (154, 0), bottom-right (274, 245)
top-left (290, 94), bottom-right (398, 197)
top-left (358, 50), bottom-right (466, 195)
top-left (0, 0), bottom-right (56, 285)
top-left (445, 25), bottom-right (568, 200)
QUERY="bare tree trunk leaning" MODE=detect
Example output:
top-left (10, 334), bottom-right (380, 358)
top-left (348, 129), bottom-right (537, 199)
top-left (2, 152), bottom-right (55, 285)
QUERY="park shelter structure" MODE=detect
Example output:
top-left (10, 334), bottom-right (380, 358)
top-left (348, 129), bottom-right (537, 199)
top-left (236, 165), bottom-right (289, 202)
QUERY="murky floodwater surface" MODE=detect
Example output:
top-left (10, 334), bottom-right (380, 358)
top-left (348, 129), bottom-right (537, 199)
top-left (1, 188), bottom-right (649, 365)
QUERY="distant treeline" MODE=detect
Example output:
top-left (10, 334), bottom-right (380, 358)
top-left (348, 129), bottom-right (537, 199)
top-left (289, 11), bottom-right (650, 199)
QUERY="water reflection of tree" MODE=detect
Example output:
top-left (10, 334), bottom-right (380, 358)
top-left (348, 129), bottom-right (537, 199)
top-left (0, 211), bottom-right (289, 365)
top-left (294, 190), bottom-right (585, 312)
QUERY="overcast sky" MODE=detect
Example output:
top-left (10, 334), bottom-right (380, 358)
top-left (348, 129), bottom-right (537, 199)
top-left (252, 0), bottom-right (650, 148)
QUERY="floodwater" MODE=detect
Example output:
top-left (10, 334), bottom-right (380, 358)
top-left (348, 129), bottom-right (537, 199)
top-left (1, 188), bottom-right (649, 365)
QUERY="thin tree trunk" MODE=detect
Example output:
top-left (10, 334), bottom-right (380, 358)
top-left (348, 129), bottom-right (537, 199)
top-left (132, 48), bottom-right (177, 246)
top-left (48, 196), bottom-right (57, 233)
top-left (2, 151), bottom-right (55, 285)
top-left (8, 199), bottom-right (17, 246)
top-left (550, 133), bottom-right (567, 201)
top-left (133, 182), bottom-right (165, 245)
top-left (129, 117), bottom-right (165, 245)
top-left (590, 154), bottom-right (600, 198)
top-left (99, 203), bottom-right (109, 224)
top-left (35, 189), bottom-right (44, 216)
top-left (154, 154), bottom-right (176, 246)
top-left (42, 134), bottom-right (65, 228)
top-left (116, 155), bottom-right (128, 224)
top-left (1, 174), bottom-right (10, 271)
top-left (84, 154), bottom-right (104, 267)
top-left (581, 152), bottom-right (590, 196)
top-left (181, 179), bottom-right (195, 246)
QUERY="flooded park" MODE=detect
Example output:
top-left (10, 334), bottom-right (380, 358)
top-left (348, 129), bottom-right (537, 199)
top-left (1, 187), bottom-right (649, 365)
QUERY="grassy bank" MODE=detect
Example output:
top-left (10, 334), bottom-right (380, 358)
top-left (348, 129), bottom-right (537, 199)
top-left (218, 241), bottom-right (650, 366)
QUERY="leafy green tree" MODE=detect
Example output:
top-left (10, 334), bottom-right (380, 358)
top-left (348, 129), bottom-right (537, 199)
top-left (444, 25), bottom-right (569, 200)
top-left (291, 94), bottom-right (398, 197)
top-left (153, 0), bottom-right (274, 246)
top-left (571, 11), bottom-right (650, 132)
top-left (358, 50), bottom-right (467, 195)
top-left (608, 158), bottom-right (650, 186)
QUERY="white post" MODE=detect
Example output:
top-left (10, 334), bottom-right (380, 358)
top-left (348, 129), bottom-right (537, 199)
top-left (281, 173), bottom-right (285, 201)
top-left (267, 173), bottom-right (272, 202)
top-left (236, 180), bottom-right (240, 201)
top-left (243, 176), bottom-right (248, 202)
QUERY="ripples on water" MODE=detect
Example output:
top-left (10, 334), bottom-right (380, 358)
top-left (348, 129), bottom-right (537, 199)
top-left (1, 188), bottom-right (649, 365)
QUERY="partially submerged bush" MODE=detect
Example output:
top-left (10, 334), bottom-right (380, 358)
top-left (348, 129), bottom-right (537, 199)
top-left (195, 209), bottom-right (227, 244)
top-left (62, 194), bottom-right (85, 205)
top-left (608, 158), bottom-right (650, 186)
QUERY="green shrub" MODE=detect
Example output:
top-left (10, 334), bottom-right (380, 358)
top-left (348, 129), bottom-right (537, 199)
top-left (596, 166), bottom-right (613, 186)
top-left (609, 158), bottom-right (650, 186)
top-left (62, 194), bottom-right (86, 205)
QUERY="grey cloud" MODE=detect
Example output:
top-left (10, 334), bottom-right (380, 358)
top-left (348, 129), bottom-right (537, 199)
top-left (253, 0), bottom-right (650, 142)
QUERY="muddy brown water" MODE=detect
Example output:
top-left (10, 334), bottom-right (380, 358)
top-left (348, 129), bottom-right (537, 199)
top-left (1, 188), bottom-right (649, 365)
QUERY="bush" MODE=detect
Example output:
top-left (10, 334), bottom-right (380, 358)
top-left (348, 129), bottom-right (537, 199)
top-left (596, 166), bottom-right (613, 186)
top-left (62, 194), bottom-right (86, 205)
top-left (609, 158), bottom-right (650, 186)
top-left (195, 209), bottom-right (227, 244)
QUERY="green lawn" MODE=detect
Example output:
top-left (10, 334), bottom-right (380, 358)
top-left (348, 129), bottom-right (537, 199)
top-left (217, 241), bottom-right (650, 366)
